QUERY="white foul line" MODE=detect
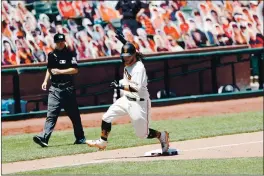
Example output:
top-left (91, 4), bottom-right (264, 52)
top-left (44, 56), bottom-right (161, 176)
top-left (179, 140), bottom-right (263, 152)
top-left (70, 159), bottom-right (115, 167)
top-left (70, 141), bottom-right (263, 166)
top-left (29, 159), bottom-right (116, 173)
top-left (8, 140), bottom-right (263, 174)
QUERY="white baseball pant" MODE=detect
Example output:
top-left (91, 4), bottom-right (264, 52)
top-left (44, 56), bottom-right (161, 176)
top-left (102, 96), bottom-right (151, 138)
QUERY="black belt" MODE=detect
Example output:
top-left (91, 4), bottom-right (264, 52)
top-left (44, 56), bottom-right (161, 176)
top-left (126, 96), bottom-right (145, 101)
top-left (52, 82), bottom-right (73, 89)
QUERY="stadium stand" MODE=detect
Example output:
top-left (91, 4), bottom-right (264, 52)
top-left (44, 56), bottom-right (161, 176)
top-left (1, 0), bottom-right (263, 66)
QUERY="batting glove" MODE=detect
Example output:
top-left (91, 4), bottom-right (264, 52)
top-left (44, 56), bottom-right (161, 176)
top-left (110, 80), bottom-right (124, 90)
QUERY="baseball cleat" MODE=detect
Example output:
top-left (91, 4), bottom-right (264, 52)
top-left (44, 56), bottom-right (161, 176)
top-left (86, 138), bottom-right (107, 150)
top-left (159, 131), bottom-right (170, 153)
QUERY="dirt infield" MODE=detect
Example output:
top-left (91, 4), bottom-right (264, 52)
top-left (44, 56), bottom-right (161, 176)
top-left (2, 97), bottom-right (263, 136)
top-left (2, 132), bottom-right (263, 174)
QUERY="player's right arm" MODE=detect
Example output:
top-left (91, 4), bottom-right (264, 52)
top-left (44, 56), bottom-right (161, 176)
top-left (42, 53), bottom-right (53, 91)
top-left (123, 85), bottom-right (138, 92)
top-left (110, 80), bottom-right (138, 92)
top-left (42, 70), bottom-right (50, 91)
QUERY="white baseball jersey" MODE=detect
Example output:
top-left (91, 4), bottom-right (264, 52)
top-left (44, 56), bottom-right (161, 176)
top-left (123, 61), bottom-right (150, 99)
top-left (103, 61), bottom-right (151, 138)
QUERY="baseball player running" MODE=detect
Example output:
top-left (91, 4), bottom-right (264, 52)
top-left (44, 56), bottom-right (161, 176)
top-left (86, 42), bottom-right (170, 154)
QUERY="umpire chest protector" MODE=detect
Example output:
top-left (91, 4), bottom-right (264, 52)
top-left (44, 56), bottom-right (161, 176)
top-left (47, 47), bottom-right (77, 84)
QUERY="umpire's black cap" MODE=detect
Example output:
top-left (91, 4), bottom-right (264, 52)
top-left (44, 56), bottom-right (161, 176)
top-left (121, 42), bottom-right (136, 57)
top-left (54, 33), bottom-right (66, 43)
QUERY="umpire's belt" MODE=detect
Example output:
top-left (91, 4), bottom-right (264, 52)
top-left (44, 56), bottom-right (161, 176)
top-left (126, 96), bottom-right (145, 101)
top-left (52, 82), bottom-right (73, 89)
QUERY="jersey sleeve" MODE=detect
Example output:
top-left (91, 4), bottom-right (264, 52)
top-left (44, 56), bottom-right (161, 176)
top-left (130, 68), bottom-right (146, 92)
top-left (70, 51), bottom-right (78, 68)
top-left (47, 52), bottom-right (54, 69)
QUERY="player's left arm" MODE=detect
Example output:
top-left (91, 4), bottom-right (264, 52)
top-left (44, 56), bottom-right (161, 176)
top-left (51, 52), bottom-right (79, 75)
top-left (111, 69), bottom-right (145, 92)
top-left (126, 70), bottom-right (145, 92)
top-left (52, 68), bottom-right (78, 75)
top-left (123, 84), bottom-right (138, 92)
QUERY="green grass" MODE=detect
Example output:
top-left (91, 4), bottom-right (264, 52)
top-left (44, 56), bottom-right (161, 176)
top-left (2, 111), bottom-right (263, 163)
top-left (14, 157), bottom-right (263, 175)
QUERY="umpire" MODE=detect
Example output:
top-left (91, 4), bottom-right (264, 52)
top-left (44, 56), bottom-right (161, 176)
top-left (33, 33), bottom-right (86, 147)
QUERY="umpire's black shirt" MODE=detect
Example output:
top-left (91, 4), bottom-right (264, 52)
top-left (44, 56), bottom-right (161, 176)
top-left (47, 47), bottom-right (77, 84)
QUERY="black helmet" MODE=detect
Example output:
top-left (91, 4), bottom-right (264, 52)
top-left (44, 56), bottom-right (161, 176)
top-left (121, 42), bottom-right (136, 57)
top-left (54, 33), bottom-right (65, 43)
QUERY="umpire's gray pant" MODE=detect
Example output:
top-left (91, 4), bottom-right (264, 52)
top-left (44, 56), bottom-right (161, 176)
top-left (39, 85), bottom-right (85, 143)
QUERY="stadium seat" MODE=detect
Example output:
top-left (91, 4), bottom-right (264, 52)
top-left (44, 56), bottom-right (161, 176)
top-left (181, 6), bottom-right (193, 18)
top-left (50, 0), bottom-right (59, 14)
top-left (33, 1), bottom-right (52, 19)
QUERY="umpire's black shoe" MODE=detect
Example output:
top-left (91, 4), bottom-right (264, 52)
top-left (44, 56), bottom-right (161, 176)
top-left (74, 137), bottom-right (86, 144)
top-left (33, 135), bottom-right (48, 147)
